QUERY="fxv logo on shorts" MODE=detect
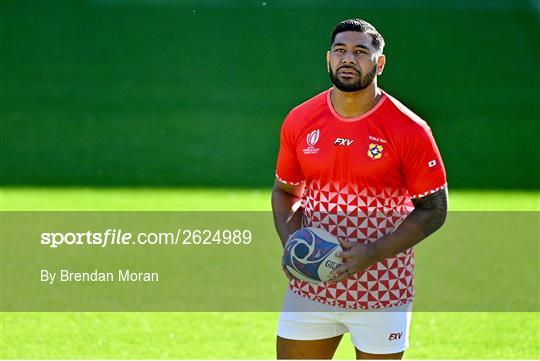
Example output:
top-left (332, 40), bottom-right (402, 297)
top-left (388, 332), bottom-right (402, 340)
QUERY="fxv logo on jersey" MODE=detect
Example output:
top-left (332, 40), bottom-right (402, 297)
top-left (334, 138), bottom-right (354, 146)
top-left (388, 332), bottom-right (402, 341)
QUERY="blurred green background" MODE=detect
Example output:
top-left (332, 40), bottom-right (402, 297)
top-left (1, 0), bottom-right (539, 189)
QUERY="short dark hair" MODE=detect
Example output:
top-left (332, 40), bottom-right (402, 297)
top-left (330, 19), bottom-right (385, 53)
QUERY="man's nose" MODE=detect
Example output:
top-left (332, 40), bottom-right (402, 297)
top-left (341, 51), bottom-right (357, 64)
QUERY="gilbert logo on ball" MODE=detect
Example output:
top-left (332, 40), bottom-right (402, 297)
top-left (283, 227), bottom-right (343, 284)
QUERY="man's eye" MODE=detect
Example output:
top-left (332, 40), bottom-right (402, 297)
top-left (355, 50), bottom-right (367, 54)
top-left (334, 49), bottom-right (345, 53)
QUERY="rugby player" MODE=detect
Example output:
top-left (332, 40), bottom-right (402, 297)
top-left (272, 19), bottom-right (448, 359)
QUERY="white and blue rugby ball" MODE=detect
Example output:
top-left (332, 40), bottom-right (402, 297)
top-left (283, 227), bottom-right (343, 284)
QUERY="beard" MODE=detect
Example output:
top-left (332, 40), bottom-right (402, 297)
top-left (329, 63), bottom-right (378, 92)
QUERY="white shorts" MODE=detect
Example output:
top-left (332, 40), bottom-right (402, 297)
top-left (277, 290), bottom-right (412, 355)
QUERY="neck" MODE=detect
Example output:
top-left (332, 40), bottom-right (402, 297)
top-left (330, 83), bottom-right (382, 118)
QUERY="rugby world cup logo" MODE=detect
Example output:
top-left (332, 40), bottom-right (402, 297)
top-left (303, 129), bottom-right (320, 155)
top-left (306, 129), bottom-right (320, 146)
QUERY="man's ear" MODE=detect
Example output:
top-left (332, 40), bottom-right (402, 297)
top-left (377, 54), bottom-right (386, 76)
top-left (326, 51), bottom-right (330, 72)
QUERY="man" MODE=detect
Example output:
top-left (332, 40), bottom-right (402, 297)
top-left (272, 19), bottom-right (447, 359)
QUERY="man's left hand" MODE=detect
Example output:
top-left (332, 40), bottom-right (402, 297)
top-left (327, 239), bottom-right (379, 284)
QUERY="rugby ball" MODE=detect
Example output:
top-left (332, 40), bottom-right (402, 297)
top-left (283, 227), bottom-right (343, 284)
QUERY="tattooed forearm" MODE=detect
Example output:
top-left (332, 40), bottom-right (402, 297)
top-left (361, 188), bottom-right (448, 264)
top-left (410, 188), bottom-right (448, 238)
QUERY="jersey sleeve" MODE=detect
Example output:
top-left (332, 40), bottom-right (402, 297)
top-left (401, 122), bottom-right (447, 198)
top-left (275, 112), bottom-right (304, 185)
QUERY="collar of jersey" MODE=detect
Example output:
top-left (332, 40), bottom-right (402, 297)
top-left (326, 87), bottom-right (387, 123)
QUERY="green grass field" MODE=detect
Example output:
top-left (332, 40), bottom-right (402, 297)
top-left (2, 188), bottom-right (539, 211)
top-left (1, 188), bottom-right (538, 359)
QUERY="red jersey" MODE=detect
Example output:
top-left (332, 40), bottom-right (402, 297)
top-left (276, 88), bottom-right (447, 309)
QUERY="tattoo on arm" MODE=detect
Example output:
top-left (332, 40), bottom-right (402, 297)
top-left (410, 188), bottom-right (448, 238)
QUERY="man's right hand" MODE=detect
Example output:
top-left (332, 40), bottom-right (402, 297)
top-left (271, 178), bottom-right (304, 246)
top-left (272, 177), bottom-right (305, 282)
